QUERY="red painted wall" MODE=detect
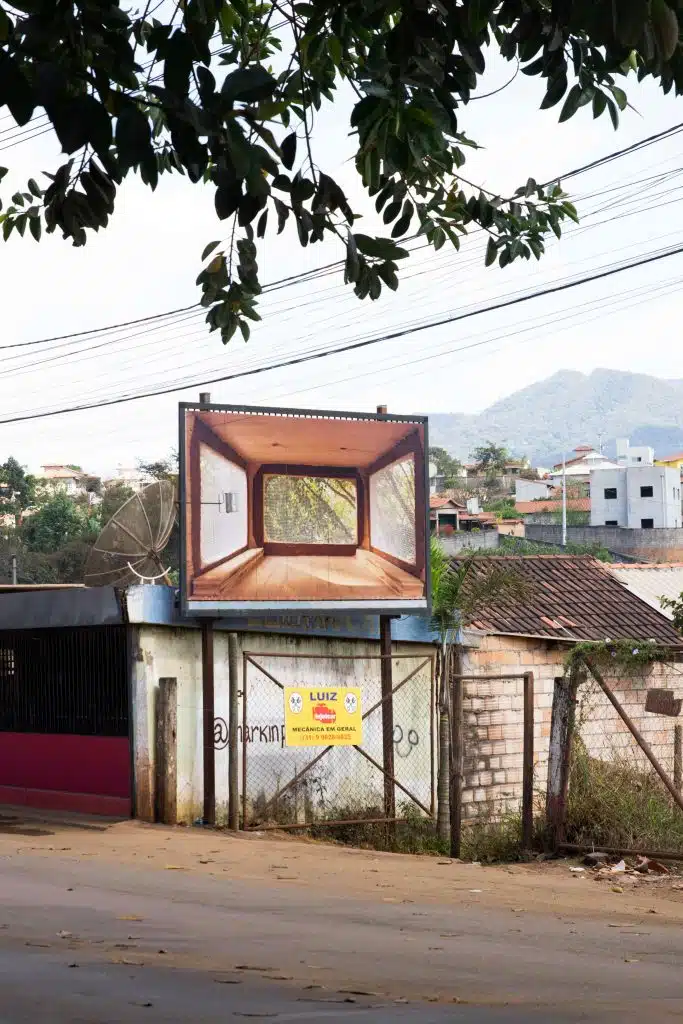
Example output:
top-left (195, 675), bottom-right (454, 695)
top-left (0, 734), bottom-right (131, 816)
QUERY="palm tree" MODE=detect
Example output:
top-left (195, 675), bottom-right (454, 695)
top-left (431, 538), bottom-right (529, 842)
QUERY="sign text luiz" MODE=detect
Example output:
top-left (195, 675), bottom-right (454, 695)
top-left (284, 687), bottom-right (362, 747)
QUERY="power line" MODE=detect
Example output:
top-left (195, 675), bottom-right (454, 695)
top-left (2, 240), bottom-right (682, 426)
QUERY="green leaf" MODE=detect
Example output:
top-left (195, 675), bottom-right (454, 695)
top-left (281, 132), bottom-right (297, 171)
top-left (561, 200), bottom-right (579, 223)
top-left (201, 240), bottom-right (221, 260)
top-left (27, 178), bottom-right (41, 198)
top-left (256, 208), bottom-right (268, 238)
top-left (238, 319), bottom-right (251, 342)
top-left (328, 35), bottom-right (342, 67)
top-left (609, 85), bottom-right (628, 111)
top-left (592, 91), bottom-right (607, 119)
top-left (215, 184), bottom-right (242, 220)
top-left (485, 236), bottom-right (497, 266)
top-left (2, 218), bottom-right (13, 240)
top-left (222, 67), bottom-right (277, 105)
top-left (0, 52), bottom-right (35, 126)
top-left (0, 168), bottom-right (7, 182)
top-left (383, 199), bottom-right (402, 224)
top-left (29, 216), bottom-right (41, 242)
top-left (558, 84), bottom-right (582, 122)
top-left (606, 96), bottom-right (619, 129)
top-left (540, 74), bottom-right (567, 110)
top-left (0, 9), bottom-right (9, 43)
top-left (353, 233), bottom-right (409, 259)
top-left (115, 104), bottom-right (152, 170)
top-left (376, 262), bottom-right (398, 290)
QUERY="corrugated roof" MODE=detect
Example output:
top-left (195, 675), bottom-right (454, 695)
top-left (452, 555), bottom-right (683, 644)
top-left (607, 563), bottom-right (683, 621)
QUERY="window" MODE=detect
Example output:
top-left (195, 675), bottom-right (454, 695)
top-left (604, 487), bottom-right (617, 499)
top-left (263, 475), bottom-right (358, 545)
top-left (640, 485), bottom-right (653, 498)
top-left (636, 457), bottom-right (642, 462)
top-left (605, 520), bottom-right (618, 526)
top-left (641, 518), bottom-right (654, 529)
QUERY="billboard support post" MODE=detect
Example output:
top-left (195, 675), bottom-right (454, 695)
top-left (228, 632), bottom-right (239, 830)
top-left (379, 615), bottom-right (396, 834)
top-left (201, 618), bottom-right (216, 826)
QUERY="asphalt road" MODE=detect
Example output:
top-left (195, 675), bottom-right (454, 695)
top-left (0, 852), bottom-right (681, 1022)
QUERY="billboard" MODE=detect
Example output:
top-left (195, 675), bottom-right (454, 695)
top-left (179, 402), bottom-right (429, 614)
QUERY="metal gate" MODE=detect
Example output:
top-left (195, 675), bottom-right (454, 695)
top-left (241, 651), bottom-right (435, 830)
top-left (0, 626), bottom-right (131, 816)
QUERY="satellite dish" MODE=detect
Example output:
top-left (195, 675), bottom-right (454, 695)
top-left (84, 480), bottom-right (176, 588)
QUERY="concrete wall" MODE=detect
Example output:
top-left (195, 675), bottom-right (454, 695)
top-left (132, 626), bottom-right (435, 826)
top-left (525, 524), bottom-right (683, 561)
top-left (515, 480), bottom-right (553, 502)
top-left (436, 530), bottom-right (500, 555)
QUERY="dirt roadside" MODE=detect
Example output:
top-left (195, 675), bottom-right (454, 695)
top-left (1, 809), bottom-right (683, 925)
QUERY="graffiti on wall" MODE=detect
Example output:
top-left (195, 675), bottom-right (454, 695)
top-left (393, 724), bottom-right (419, 759)
top-left (214, 717), bottom-right (286, 749)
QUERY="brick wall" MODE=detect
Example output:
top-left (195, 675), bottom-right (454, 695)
top-left (460, 635), bottom-right (683, 823)
top-left (577, 660), bottom-right (683, 777)
top-left (460, 634), bottom-right (565, 822)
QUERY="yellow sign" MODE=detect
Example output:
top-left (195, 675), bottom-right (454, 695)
top-left (284, 687), bottom-right (362, 747)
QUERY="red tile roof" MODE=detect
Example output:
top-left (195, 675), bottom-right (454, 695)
top-left (430, 495), bottom-right (463, 510)
top-left (453, 555), bottom-right (683, 644)
top-left (515, 498), bottom-right (590, 514)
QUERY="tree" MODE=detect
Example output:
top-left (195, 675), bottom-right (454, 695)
top-left (430, 538), bottom-right (529, 844)
top-left (99, 481), bottom-right (135, 525)
top-left (0, 456), bottom-right (35, 520)
top-left (137, 453), bottom-right (179, 486)
top-left (83, 475), bottom-right (102, 497)
top-left (0, 2), bottom-right (674, 343)
top-left (21, 493), bottom-right (96, 554)
top-left (429, 447), bottom-right (463, 489)
top-left (472, 442), bottom-right (509, 476)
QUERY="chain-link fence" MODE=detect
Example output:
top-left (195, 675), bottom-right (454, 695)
top-left (241, 651), bottom-right (435, 842)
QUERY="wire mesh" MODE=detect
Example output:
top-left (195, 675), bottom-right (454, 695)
top-left (569, 661), bottom-right (683, 853)
top-left (369, 456), bottom-right (416, 564)
top-left (241, 652), bottom-right (435, 839)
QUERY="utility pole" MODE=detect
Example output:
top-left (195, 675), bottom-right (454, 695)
top-left (561, 453), bottom-right (567, 547)
top-left (11, 554), bottom-right (16, 586)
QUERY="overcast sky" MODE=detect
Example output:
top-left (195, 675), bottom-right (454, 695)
top-left (1, 44), bottom-right (682, 476)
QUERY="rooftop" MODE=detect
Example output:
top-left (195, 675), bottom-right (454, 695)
top-left (608, 563), bottom-right (683, 621)
top-left (452, 554), bottom-right (683, 644)
top-left (515, 498), bottom-right (590, 514)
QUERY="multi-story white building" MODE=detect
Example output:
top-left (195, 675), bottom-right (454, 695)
top-left (590, 464), bottom-right (681, 529)
top-left (615, 438), bottom-right (655, 467)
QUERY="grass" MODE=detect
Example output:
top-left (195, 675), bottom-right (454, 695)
top-left (565, 740), bottom-right (683, 852)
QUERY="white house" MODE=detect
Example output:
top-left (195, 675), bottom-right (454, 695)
top-left (39, 465), bottom-right (87, 497)
top-left (514, 478), bottom-right (554, 502)
top-left (548, 447), bottom-right (619, 483)
top-left (590, 464), bottom-right (682, 529)
top-left (615, 438), bottom-right (655, 467)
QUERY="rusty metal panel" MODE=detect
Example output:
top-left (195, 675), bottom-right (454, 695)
top-left (645, 688), bottom-right (682, 717)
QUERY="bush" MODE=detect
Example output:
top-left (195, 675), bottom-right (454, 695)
top-left (566, 740), bottom-right (683, 852)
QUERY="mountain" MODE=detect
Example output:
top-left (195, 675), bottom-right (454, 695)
top-left (428, 369), bottom-right (683, 466)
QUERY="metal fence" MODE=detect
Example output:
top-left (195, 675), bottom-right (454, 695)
top-left (241, 650), bottom-right (435, 831)
top-left (0, 626), bottom-right (129, 736)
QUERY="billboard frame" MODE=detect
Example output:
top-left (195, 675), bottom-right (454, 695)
top-left (178, 400), bottom-right (431, 619)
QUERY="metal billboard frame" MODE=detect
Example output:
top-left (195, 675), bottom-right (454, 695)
top-left (178, 401), bottom-right (431, 619)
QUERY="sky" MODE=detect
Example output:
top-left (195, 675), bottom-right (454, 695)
top-left (1, 36), bottom-right (683, 477)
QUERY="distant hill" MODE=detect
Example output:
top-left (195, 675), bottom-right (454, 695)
top-left (428, 369), bottom-right (683, 466)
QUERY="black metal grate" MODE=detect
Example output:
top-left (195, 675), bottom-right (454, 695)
top-left (0, 626), bottom-right (128, 736)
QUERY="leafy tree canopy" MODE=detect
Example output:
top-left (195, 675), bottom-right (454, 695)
top-left (0, 456), bottom-right (34, 514)
top-left (21, 492), bottom-right (97, 553)
top-left (472, 440), bottom-right (509, 473)
top-left (0, 0), bottom-right (677, 342)
top-left (99, 481), bottom-right (136, 524)
top-left (429, 446), bottom-right (463, 488)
